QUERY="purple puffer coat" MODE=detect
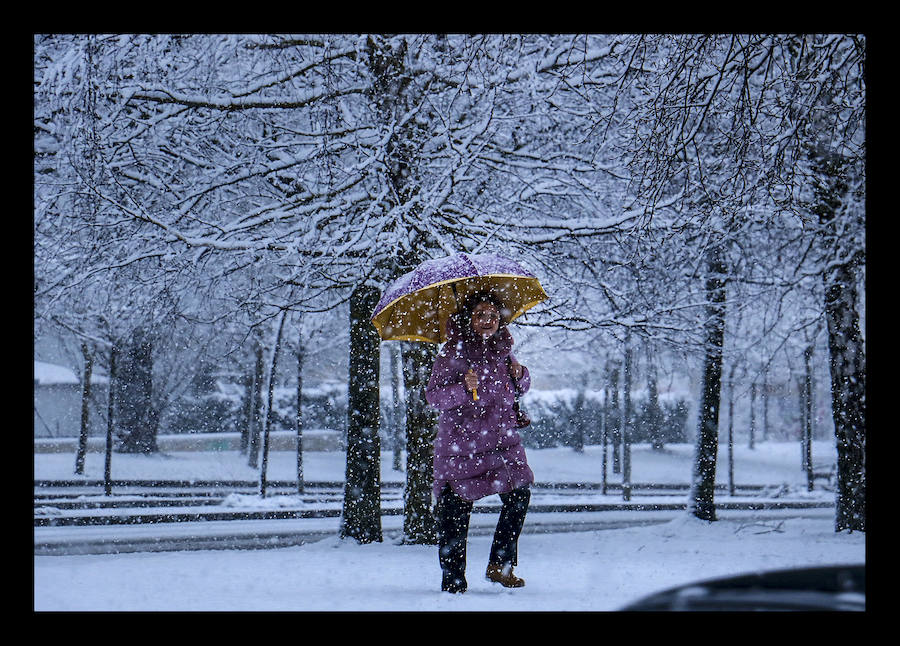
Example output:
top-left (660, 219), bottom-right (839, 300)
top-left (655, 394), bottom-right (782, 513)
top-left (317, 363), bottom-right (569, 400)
top-left (425, 317), bottom-right (535, 502)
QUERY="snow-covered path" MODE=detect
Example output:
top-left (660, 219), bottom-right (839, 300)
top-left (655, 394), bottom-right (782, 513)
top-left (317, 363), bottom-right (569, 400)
top-left (34, 511), bottom-right (863, 611)
top-left (34, 442), bottom-right (863, 611)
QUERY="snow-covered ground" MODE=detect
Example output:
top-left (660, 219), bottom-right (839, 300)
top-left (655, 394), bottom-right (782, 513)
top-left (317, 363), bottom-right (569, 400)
top-left (34, 440), bottom-right (839, 486)
top-left (33, 442), bottom-right (865, 611)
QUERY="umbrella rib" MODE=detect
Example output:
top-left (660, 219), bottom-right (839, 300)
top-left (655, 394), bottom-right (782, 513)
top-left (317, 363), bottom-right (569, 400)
top-left (506, 298), bottom-right (547, 323)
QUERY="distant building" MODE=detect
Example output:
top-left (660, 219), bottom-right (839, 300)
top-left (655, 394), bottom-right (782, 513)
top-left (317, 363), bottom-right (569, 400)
top-left (34, 360), bottom-right (108, 438)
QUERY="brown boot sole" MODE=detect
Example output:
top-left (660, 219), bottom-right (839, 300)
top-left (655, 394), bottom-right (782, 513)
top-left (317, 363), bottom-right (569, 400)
top-left (486, 566), bottom-right (525, 588)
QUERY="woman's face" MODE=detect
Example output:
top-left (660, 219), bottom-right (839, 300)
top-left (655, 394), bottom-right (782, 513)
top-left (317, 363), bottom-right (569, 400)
top-left (471, 301), bottom-right (501, 339)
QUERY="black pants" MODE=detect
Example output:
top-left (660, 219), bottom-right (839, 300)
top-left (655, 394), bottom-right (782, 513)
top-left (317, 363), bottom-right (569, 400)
top-left (435, 485), bottom-right (530, 590)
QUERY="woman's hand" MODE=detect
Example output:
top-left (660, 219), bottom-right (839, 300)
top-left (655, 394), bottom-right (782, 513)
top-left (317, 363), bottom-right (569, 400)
top-left (464, 369), bottom-right (479, 392)
top-left (509, 360), bottom-right (524, 380)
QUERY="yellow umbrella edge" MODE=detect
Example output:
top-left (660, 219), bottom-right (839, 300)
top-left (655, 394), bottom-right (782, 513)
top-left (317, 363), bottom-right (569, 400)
top-left (372, 274), bottom-right (548, 343)
top-left (371, 274), bottom-right (540, 324)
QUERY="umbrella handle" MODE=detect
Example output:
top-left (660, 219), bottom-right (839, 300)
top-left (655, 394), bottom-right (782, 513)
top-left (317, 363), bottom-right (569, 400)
top-left (472, 388), bottom-right (478, 401)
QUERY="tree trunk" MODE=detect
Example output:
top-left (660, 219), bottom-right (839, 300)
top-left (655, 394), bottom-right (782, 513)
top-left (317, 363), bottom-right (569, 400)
top-left (296, 325), bottom-right (305, 494)
top-left (247, 340), bottom-right (264, 468)
top-left (727, 364), bottom-right (736, 496)
top-left (824, 264), bottom-right (866, 532)
top-left (608, 361), bottom-right (621, 474)
top-left (115, 327), bottom-right (158, 454)
top-left (689, 247), bottom-right (727, 522)
top-left (622, 333), bottom-right (632, 501)
top-left (74, 343), bottom-right (93, 475)
top-left (400, 341), bottom-right (438, 544)
top-left (804, 345), bottom-right (815, 492)
top-left (646, 349), bottom-right (664, 451)
top-left (340, 284), bottom-right (383, 543)
top-left (748, 382), bottom-right (757, 449)
top-left (798, 377), bottom-right (807, 471)
top-left (104, 344), bottom-right (118, 496)
top-left (571, 379), bottom-right (585, 454)
top-left (390, 343), bottom-right (404, 472)
top-left (814, 151), bottom-right (866, 532)
top-left (238, 369), bottom-right (252, 454)
top-left (601, 381), bottom-right (609, 495)
top-left (260, 310), bottom-right (287, 497)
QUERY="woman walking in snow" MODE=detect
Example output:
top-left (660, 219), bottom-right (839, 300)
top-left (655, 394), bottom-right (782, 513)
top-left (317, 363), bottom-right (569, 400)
top-left (426, 292), bottom-right (534, 594)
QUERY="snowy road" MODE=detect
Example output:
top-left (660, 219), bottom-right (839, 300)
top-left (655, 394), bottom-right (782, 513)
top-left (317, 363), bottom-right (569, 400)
top-left (34, 488), bottom-right (835, 556)
top-left (34, 445), bottom-right (860, 611)
top-left (33, 446), bottom-right (840, 557)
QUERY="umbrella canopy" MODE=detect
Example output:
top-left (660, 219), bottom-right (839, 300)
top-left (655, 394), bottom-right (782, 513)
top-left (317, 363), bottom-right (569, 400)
top-left (371, 253), bottom-right (547, 343)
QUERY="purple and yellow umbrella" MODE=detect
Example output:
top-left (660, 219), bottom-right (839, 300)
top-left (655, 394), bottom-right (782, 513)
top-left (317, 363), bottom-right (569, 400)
top-left (371, 253), bottom-right (548, 345)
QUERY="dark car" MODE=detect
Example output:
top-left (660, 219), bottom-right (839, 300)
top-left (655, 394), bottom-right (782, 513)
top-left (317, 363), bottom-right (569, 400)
top-left (619, 564), bottom-right (865, 611)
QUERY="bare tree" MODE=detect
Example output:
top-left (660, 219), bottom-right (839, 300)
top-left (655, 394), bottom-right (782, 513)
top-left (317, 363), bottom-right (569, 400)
top-left (590, 34), bottom-right (865, 527)
top-left (35, 34), bottom-right (864, 536)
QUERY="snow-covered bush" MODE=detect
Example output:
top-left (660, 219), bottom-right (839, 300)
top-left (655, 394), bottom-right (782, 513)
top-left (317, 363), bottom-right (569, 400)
top-left (519, 390), bottom-right (689, 449)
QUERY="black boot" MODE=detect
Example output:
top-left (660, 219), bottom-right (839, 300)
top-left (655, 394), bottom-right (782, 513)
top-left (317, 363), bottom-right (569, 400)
top-left (436, 486), bottom-right (473, 594)
top-left (442, 572), bottom-right (467, 594)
